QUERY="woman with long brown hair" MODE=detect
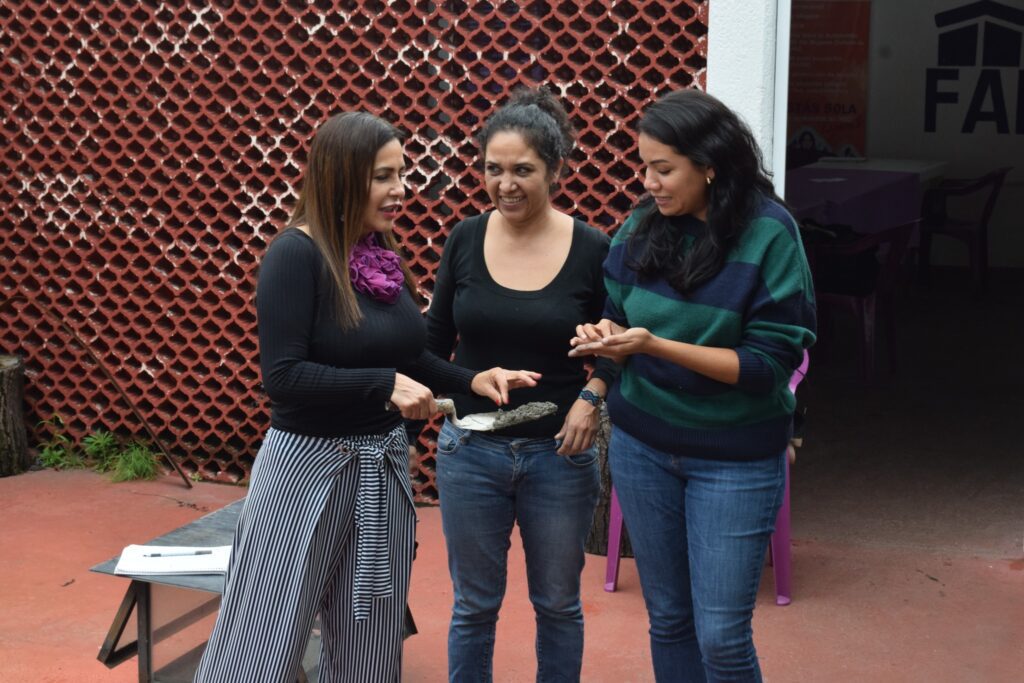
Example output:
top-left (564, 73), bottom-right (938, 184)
top-left (195, 111), bottom-right (538, 683)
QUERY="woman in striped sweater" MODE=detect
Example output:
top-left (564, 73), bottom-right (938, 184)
top-left (194, 112), bottom-right (538, 683)
top-left (571, 90), bottom-right (816, 682)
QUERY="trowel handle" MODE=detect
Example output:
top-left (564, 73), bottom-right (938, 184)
top-left (383, 398), bottom-right (457, 419)
top-left (435, 398), bottom-right (457, 417)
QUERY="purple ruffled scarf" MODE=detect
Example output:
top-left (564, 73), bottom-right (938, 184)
top-left (349, 233), bottom-right (404, 304)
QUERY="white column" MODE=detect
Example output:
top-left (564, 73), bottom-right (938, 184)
top-left (706, 0), bottom-right (792, 193)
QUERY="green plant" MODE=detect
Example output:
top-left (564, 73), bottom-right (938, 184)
top-left (189, 470), bottom-right (203, 483)
top-left (36, 415), bottom-right (84, 470)
top-left (34, 418), bottom-right (162, 481)
top-left (82, 430), bottom-right (119, 472)
top-left (110, 441), bottom-right (159, 482)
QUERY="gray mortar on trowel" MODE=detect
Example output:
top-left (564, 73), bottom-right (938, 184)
top-left (488, 401), bottom-right (558, 429)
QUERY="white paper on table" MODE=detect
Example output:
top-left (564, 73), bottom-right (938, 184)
top-left (114, 544), bottom-right (231, 576)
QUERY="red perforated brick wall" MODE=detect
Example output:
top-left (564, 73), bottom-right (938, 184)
top-left (1, 0), bottom-right (707, 499)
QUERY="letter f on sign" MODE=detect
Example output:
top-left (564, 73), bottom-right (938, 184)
top-left (925, 68), bottom-right (959, 132)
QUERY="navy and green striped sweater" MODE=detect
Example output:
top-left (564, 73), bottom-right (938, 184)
top-left (603, 198), bottom-right (816, 461)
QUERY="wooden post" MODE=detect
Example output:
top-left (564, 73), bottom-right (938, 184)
top-left (0, 355), bottom-right (31, 476)
top-left (585, 408), bottom-right (633, 558)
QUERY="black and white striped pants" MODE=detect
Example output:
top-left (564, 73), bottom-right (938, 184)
top-left (194, 426), bottom-right (416, 683)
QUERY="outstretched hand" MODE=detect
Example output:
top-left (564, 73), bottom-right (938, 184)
top-left (471, 367), bottom-right (542, 406)
top-left (569, 319), bottom-right (652, 362)
top-left (570, 318), bottom-right (626, 348)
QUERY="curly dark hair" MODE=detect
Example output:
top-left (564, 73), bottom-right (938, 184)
top-left (476, 86), bottom-right (575, 184)
top-left (629, 89), bottom-right (779, 294)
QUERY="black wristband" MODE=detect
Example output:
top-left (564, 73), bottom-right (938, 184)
top-left (578, 388), bottom-right (602, 407)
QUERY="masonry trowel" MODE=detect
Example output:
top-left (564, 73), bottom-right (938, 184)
top-left (435, 398), bottom-right (556, 431)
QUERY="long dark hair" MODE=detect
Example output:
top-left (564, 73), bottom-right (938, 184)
top-left (629, 89), bottom-right (778, 294)
top-left (287, 112), bottom-right (417, 329)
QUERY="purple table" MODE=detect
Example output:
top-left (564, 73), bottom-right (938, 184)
top-left (785, 167), bottom-right (920, 233)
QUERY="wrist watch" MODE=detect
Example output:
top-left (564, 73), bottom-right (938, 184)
top-left (578, 388), bottom-right (603, 407)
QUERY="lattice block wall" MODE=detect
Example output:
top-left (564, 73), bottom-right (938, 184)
top-left (1, 0), bottom-right (707, 500)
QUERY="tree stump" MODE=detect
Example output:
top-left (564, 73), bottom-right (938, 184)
top-left (0, 355), bottom-right (31, 477)
top-left (585, 409), bottom-right (633, 558)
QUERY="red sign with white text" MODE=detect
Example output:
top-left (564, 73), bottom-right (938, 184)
top-left (787, 0), bottom-right (872, 167)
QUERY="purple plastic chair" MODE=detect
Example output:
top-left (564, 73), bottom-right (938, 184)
top-left (604, 351), bottom-right (810, 606)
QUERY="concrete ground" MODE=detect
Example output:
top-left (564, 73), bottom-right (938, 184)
top-left (1, 270), bottom-right (1021, 681)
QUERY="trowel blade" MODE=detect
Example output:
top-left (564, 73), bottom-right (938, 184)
top-left (454, 412), bottom-right (499, 431)
top-left (447, 401), bottom-right (558, 432)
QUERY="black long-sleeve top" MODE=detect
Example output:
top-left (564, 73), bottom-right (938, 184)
top-left (257, 228), bottom-right (475, 438)
top-left (426, 213), bottom-right (618, 438)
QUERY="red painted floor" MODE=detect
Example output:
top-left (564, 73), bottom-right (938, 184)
top-left (1, 468), bottom-right (1020, 682)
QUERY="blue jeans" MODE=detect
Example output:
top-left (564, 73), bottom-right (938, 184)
top-left (609, 427), bottom-right (785, 683)
top-left (436, 420), bottom-right (601, 683)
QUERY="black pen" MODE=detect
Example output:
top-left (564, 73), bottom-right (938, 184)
top-left (143, 550), bottom-right (213, 557)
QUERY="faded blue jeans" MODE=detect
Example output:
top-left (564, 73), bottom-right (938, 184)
top-left (609, 427), bottom-right (785, 683)
top-left (435, 419), bottom-right (601, 683)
